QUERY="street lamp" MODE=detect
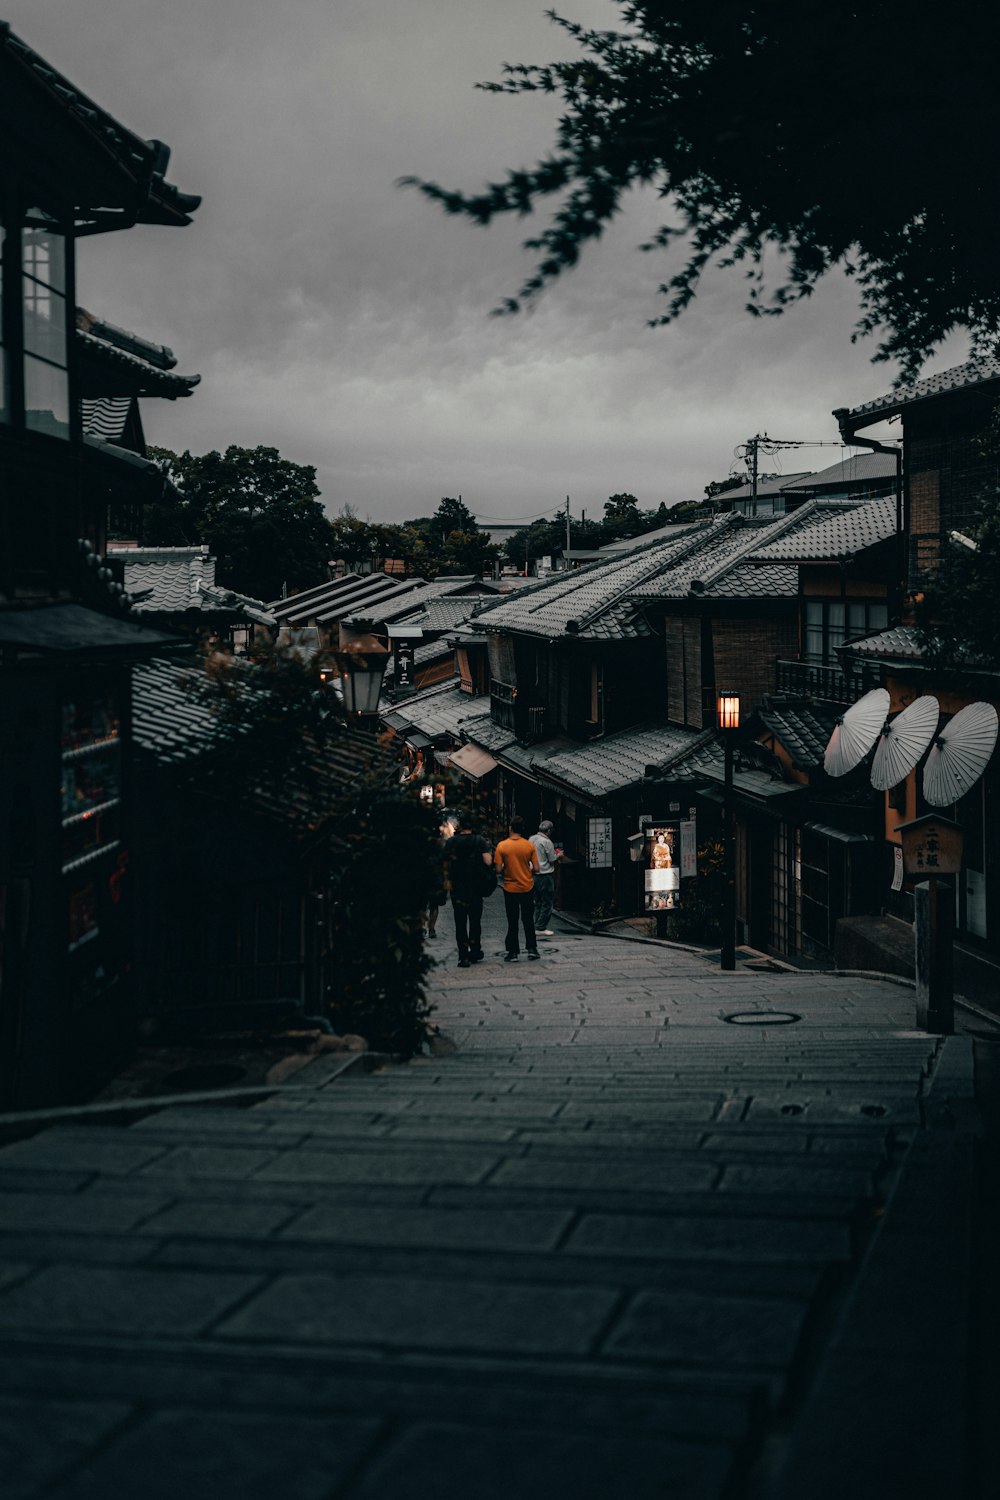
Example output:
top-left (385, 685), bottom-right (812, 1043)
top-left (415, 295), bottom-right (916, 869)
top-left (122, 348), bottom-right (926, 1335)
top-left (717, 690), bottom-right (740, 970)
top-left (339, 626), bottom-right (390, 726)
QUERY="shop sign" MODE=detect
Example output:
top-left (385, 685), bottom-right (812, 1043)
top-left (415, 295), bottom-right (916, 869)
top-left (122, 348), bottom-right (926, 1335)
top-left (897, 813), bottom-right (964, 877)
top-left (587, 817), bottom-right (613, 868)
top-left (891, 845), bottom-right (904, 892)
top-left (679, 818), bottom-right (697, 878)
top-left (643, 824), bottom-right (681, 911)
top-left (393, 640), bottom-right (416, 691)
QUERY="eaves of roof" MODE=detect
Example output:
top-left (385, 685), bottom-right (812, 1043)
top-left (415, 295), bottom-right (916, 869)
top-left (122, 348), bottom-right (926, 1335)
top-left (838, 357), bottom-right (1000, 434)
top-left (748, 497), bottom-right (896, 564)
top-left (77, 328), bottom-right (199, 399)
top-left (533, 722), bottom-right (704, 801)
top-left (273, 573), bottom-right (419, 626)
top-left (756, 702), bottom-right (838, 770)
top-left (1, 24), bottom-right (200, 226)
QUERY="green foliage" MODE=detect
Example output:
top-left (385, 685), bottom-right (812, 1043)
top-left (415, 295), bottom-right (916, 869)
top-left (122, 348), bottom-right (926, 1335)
top-left (182, 639), bottom-right (440, 1056)
top-left (146, 445), bottom-right (332, 601)
top-left (505, 496), bottom-right (677, 566)
top-left (323, 784), bottom-right (439, 1055)
top-left (667, 838), bottom-right (725, 945)
top-left (406, 4), bottom-right (1000, 380)
top-left (436, 496), bottom-right (478, 534)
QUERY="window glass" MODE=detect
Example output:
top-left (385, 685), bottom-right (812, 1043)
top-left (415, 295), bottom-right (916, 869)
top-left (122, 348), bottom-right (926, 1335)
top-left (22, 222), bottom-right (66, 293)
top-left (870, 603), bottom-right (888, 631)
top-left (23, 282), bottom-right (67, 366)
top-left (847, 602), bottom-right (866, 633)
top-left (827, 602), bottom-right (846, 655)
top-left (804, 601), bottom-right (823, 662)
top-left (25, 354), bottom-right (70, 436)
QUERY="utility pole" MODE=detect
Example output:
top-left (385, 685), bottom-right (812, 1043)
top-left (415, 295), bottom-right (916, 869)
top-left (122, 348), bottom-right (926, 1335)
top-left (565, 495), bottom-right (571, 555)
top-left (747, 435), bottom-right (760, 518)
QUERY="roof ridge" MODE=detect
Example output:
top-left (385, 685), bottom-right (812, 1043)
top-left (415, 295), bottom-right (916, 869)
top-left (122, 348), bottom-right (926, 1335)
top-left (566, 521), bottom-right (716, 631)
top-left (690, 505), bottom-right (824, 591)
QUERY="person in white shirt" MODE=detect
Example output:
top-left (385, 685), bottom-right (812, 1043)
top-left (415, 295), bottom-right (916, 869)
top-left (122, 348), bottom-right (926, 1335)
top-left (530, 819), bottom-right (557, 935)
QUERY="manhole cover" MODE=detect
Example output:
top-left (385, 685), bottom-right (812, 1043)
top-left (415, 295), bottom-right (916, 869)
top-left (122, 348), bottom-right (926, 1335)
top-left (723, 1011), bottom-right (802, 1026)
top-left (155, 1064), bottom-right (248, 1093)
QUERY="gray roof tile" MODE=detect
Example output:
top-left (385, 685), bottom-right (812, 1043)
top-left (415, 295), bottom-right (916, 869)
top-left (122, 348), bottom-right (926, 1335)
top-left (750, 498), bottom-right (896, 562)
top-left (842, 625), bottom-right (924, 661)
top-left (757, 703), bottom-right (839, 770)
top-left (475, 525), bottom-right (714, 637)
top-left (844, 356), bottom-right (1000, 429)
top-left (781, 452), bottom-right (899, 490)
top-left (110, 547), bottom-right (273, 622)
top-left (534, 722), bottom-right (703, 799)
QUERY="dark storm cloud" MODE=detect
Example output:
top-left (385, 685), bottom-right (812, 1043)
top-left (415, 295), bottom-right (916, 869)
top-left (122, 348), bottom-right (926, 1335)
top-left (8, 1), bottom-right (967, 523)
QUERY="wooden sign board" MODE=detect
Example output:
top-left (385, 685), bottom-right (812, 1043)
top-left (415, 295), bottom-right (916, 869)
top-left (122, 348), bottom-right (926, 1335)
top-left (896, 813), bottom-right (964, 877)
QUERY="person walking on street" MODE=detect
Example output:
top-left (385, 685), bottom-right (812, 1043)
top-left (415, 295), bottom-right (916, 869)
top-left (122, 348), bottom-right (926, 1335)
top-left (445, 813), bottom-right (492, 968)
top-left (495, 815), bottom-right (540, 962)
top-left (530, 818), bottom-right (557, 936)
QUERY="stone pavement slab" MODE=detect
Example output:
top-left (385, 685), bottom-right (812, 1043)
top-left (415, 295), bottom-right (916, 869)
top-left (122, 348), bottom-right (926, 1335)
top-left (0, 895), bottom-right (981, 1498)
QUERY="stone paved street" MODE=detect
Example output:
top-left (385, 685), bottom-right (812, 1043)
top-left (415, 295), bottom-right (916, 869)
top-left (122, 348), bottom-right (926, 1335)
top-left (0, 900), bottom-right (981, 1498)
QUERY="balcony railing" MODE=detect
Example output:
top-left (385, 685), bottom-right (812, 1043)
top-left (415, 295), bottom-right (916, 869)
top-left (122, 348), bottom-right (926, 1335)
top-left (775, 658), bottom-right (884, 704)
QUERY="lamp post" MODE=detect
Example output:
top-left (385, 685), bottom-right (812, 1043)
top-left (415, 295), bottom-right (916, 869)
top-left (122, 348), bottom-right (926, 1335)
top-left (339, 623), bottom-right (390, 729)
top-left (717, 690), bottom-right (740, 971)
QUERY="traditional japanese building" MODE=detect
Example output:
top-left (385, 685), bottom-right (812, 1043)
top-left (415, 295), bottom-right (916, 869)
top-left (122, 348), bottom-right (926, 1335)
top-left (0, 24), bottom-right (201, 1106)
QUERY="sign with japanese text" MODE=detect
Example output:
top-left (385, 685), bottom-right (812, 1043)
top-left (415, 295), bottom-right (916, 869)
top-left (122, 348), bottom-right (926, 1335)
top-left (587, 817), bottom-right (613, 868)
top-left (898, 814), bottom-right (964, 878)
top-left (393, 640), bottom-right (415, 691)
top-left (891, 845), bottom-right (904, 892)
top-left (680, 818), bottom-right (697, 878)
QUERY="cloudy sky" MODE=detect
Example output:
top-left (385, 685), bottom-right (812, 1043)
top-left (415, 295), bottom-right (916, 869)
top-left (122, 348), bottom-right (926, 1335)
top-left (12, 1), bottom-right (967, 527)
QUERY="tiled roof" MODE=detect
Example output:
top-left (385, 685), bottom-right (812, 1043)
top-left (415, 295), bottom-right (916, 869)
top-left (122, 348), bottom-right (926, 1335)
top-left (77, 311), bottom-right (178, 371)
top-left (598, 521), bottom-right (702, 553)
top-left (77, 328), bottom-right (199, 399)
top-left (111, 546), bottom-right (274, 623)
top-left (713, 472), bottom-right (813, 502)
top-left (1, 23), bottom-right (200, 226)
top-left (757, 702), bottom-right (839, 770)
top-left (750, 497), bottom-right (896, 562)
top-left (534, 722), bottom-right (703, 800)
top-left (382, 681), bottom-right (491, 742)
top-left (781, 452), bottom-right (899, 490)
top-left (133, 659), bottom-right (398, 832)
top-left (389, 596), bottom-right (493, 632)
top-left (649, 732), bottom-right (803, 801)
top-left (132, 658), bottom-right (222, 763)
top-left (628, 516), bottom-right (795, 599)
top-left (842, 357), bottom-right (1000, 431)
top-left (841, 625), bottom-right (925, 662)
top-left (473, 525), bottom-right (714, 639)
top-left (270, 572), bottom-right (420, 626)
top-left (456, 712), bottom-right (517, 753)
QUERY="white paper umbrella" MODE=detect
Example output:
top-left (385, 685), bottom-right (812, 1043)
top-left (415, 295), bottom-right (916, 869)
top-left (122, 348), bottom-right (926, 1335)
top-left (824, 687), bottom-right (890, 777)
top-left (922, 701), bottom-right (999, 805)
top-left (870, 695), bottom-right (940, 791)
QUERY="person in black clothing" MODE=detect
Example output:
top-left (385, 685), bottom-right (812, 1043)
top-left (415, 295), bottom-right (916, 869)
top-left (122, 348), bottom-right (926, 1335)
top-left (445, 813), bottom-right (493, 967)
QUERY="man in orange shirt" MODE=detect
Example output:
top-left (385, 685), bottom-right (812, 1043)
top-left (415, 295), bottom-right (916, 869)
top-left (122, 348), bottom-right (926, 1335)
top-left (494, 815), bottom-right (541, 962)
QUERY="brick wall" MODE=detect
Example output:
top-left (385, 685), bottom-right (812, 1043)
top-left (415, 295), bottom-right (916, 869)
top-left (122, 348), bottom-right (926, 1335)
top-left (665, 616), bottom-right (702, 728)
top-left (712, 612), bottom-right (798, 714)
